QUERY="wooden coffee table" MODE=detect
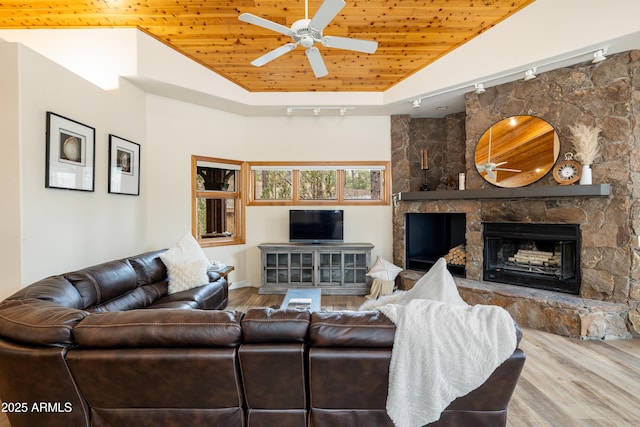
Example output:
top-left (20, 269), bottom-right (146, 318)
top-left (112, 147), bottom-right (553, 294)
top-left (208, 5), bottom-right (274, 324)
top-left (281, 288), bottom-right (322, 312)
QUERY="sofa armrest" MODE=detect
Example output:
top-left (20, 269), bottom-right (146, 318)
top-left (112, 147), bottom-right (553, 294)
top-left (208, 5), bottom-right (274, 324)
top-left (73, 309), bottom-right (242, 348)
top-left (242, 308), bottom-right (310, 343)
top-left (310, 310), bottom-right (396, 348)
top-left (0, 299), bottom-right (88, 347)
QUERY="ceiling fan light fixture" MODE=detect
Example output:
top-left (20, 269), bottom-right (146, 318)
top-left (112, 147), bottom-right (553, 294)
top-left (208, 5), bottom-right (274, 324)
top-left (475, 83), bottom-right (486, 94)
top-left (239, 0), bottom-right (377, 78)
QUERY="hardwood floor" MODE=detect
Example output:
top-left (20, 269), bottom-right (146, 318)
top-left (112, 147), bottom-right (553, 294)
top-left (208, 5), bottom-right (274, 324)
top-left (1, 287), bottom-right (638, 427)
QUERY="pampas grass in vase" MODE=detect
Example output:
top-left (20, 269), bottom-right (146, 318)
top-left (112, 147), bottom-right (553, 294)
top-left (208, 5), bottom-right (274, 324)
top-left (569, 123), bottom-right (601, 184)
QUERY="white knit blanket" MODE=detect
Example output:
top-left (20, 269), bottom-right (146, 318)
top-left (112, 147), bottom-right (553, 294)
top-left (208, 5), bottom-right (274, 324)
top-left (378, 299), bottom-right (517, 427)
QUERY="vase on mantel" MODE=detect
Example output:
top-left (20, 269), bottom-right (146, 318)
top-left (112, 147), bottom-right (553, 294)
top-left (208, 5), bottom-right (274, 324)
top-left (580, 164), bottom-right (592, 185)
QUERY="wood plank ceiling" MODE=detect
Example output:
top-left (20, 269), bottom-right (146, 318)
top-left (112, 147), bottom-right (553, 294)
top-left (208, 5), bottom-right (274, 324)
top-left (0, 0), bottom-right (535, 92)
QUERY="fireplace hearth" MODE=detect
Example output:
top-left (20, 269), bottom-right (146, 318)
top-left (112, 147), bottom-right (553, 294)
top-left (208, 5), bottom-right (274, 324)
top-left (483, 223), bottom-right (580, 295)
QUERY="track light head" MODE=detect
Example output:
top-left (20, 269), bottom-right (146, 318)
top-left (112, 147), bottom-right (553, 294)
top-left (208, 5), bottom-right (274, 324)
top-left (412, 99), bottom-right (422, 108)
top-left (474, 83), bottom-right (486, 94)
top-left (523, 68), bottom-right (537, 81)
top-left (592, 49), bottom-right (607, 63)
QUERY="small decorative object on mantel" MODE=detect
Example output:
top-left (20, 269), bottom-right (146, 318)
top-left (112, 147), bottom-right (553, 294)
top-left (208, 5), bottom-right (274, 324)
top-left (569, 123), bottom-right (601, 185)
top-left (552, 153), bottom-right (582, 185)
top-left (419, 149), bottom-right (430, 191)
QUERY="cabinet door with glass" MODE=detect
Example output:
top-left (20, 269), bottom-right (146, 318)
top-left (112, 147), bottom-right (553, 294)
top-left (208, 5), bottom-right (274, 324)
top-left (317, 251), bottom-right (343, 285)
top-left (263, 251), bottom-right (314, 286)
top-left (342, 252), bottom-right (369, 285)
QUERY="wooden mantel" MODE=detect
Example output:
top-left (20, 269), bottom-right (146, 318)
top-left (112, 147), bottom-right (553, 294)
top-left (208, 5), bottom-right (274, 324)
top-left (397, 184), bottom-right (611, 201)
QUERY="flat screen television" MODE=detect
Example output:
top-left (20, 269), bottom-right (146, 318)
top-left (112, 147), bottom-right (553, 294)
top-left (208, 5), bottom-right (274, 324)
top-left (289, 209), bottom-right (344, 244)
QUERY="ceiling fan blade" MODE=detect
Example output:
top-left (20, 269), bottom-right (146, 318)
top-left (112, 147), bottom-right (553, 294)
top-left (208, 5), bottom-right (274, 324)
top-left (251, 43), bottom-right (298, 67)
top-left (322, 36), bottom-right (378, 54)
top-left (309, 0), bottom-right (346, 32)
top-left (305, 47), bottom-right (328, 78)
top-left (239, 13), bottom-right (295, 36)
top-left (495, 168), bottom-right (522, 173)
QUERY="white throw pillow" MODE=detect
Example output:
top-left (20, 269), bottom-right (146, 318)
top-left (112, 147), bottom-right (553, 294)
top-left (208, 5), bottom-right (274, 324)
top-left (366, 256), bottom-right (403, 281)
top-left (160, 233), bottom-right (211, 294)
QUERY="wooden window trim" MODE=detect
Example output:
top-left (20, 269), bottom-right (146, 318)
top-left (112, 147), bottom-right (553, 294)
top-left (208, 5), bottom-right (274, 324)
top-left (248, 161), bottom-right (390, 206)
top-left (192, 155), bottom-right (246, 247)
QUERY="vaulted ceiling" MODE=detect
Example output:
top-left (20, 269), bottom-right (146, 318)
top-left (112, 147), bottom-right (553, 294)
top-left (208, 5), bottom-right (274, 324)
top-left (0, 0), bottom-right (535, 92)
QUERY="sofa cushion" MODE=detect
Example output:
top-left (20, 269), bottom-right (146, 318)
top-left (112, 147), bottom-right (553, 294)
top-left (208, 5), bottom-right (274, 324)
top-left (310, 311), bottom-right (395, 348)
top-left (0, 299), bottom-right (87, 346)
top-left (160, 234), bottom-right (211, 294)
top-left (73, 309), bottom-right (243, 348)
top-left (87, 287), bottom-right (153, 313)
top-left (127, 250), bottom-right (168, 287)
top-left (65, 259), bottom-right (139, 309)
top-left (149, 280), bottom-right (226, 310)
top-left (6, 275), bottom-right (84, 310)
top-left (242, 308), bottom-right (310, 343)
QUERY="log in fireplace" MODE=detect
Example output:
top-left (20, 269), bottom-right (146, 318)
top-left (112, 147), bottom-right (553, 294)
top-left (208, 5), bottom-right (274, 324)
top-left (483, 222), bottom-right (580, 295)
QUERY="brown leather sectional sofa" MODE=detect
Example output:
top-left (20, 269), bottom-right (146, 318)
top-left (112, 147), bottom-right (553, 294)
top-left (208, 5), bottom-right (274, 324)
top-left (0, 250), bottom-right (525, 427)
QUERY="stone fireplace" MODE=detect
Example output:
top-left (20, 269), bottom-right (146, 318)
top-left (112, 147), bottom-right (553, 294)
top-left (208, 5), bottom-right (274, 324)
top-left (390, 49), bottom-right (640, 339)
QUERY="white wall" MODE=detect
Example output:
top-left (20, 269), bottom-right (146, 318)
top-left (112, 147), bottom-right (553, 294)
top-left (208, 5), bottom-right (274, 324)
top-left (0, 43), bottom-right (22, 298)
top-left (146, 97), bottom-right (393, 287)
top-left (0, 42), bottom-right (148, 298)
top-left (0, 41), bottom-right (393, 297)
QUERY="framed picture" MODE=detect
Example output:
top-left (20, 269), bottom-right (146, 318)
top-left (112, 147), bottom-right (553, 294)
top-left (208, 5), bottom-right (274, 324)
top-left (45, 112), bottom-right (95, 191)
top-left (108, 135), bottom-right (140, 195)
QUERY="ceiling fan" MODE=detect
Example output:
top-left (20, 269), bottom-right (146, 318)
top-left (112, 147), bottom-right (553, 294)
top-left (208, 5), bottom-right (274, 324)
top-left (476, 127), bottom-right (521, 181)
top-left (239, 0), bottom-right (378, 78)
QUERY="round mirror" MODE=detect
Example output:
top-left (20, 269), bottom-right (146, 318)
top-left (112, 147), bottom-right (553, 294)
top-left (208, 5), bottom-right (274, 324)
top-left (475, 115), bottom-right (559, 188)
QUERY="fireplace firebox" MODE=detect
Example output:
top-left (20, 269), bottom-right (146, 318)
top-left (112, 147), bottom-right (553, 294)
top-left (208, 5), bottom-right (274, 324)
top-left (483, 223), bottom-right (580, 295)
top-left (405, 213), bottom-right (466, 276)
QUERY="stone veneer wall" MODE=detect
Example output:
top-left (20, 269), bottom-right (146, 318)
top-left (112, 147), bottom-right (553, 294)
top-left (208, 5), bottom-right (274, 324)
top-left (391, 50), bottom-right (640, 337)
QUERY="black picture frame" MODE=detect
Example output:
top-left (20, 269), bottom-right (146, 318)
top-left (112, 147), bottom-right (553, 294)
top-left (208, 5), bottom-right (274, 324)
top-left (45, 112), bottom-right (96, 192)
top-left (108, 134), bottom-right (141, 196)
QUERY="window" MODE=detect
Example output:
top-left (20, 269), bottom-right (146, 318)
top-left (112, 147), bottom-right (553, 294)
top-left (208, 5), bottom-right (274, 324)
top-left (192, 156), bottom-right (245, 247)
top-left (248, 161), bottom-right (390, 205)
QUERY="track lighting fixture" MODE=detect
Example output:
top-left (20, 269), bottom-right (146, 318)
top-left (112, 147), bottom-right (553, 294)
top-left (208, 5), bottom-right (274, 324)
top-left (523, 67), bottom-right (537, 81)
top-left (285, 106), bottom-right (354, 116)
top-left (592, 49), bottom-right (607, 63)
top-left (412, 99), bottom-right (422, 108)
top-left (474, 83), bottom-right (486, 94)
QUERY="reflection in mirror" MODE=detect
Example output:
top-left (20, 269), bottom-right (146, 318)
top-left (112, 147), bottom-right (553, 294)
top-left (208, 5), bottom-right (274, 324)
top-left (475, 116), bottom-right (559, 188)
